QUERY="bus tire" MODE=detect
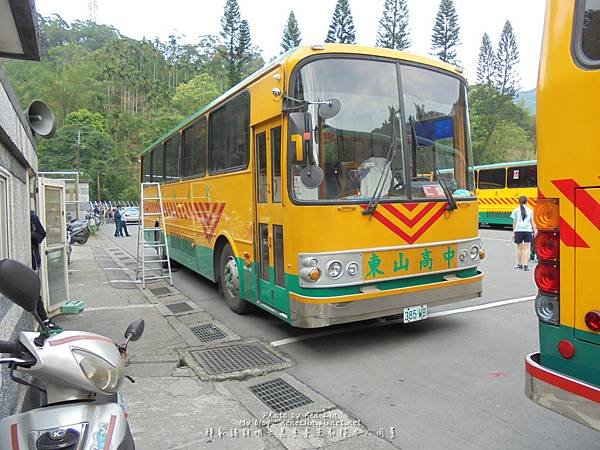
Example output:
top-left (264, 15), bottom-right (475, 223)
top-left (219, 244), bottom-right (252, 314)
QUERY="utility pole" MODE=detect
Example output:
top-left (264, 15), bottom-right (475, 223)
top-left (97, 172), bottom-right (101, 202)
top-left (75, 130), bottom-right (81, 218)
top-left (75, 130), bottom-right (81, 175)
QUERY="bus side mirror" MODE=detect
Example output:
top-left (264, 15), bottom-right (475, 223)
top-left (289, 112), bottom-right (313, 163)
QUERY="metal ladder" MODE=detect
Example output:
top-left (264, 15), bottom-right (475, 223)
top-left (136, 182), bottom-right (173, 288)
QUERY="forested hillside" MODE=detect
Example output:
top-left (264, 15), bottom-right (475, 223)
top-left (2, 15), bottom-right (263, 201)
top-left (2, 4), bottom-right (536, 201)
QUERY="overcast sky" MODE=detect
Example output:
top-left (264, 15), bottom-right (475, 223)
top-left (36, 0), bottom-right (546, 90)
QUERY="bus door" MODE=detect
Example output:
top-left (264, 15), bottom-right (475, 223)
top-left (254, 120), bottom-right (288, 315)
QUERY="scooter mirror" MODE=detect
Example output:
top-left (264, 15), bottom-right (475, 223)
top-left (0, 259), bottom-right (41, 313)
top-left (125, 319), bottom-right (145, 342)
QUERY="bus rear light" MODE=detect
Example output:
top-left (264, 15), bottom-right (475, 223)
top-left (534, 198), bottom-right (560, 231)
top-left (535, 294), bottom-right (560, 325)
top-left (584, 311), bottom-right (600, 332)
top-left (534, 262), bottom-right (560, 294)
top-left (558, 340), bottom-right (575, 359)
top-left (535, 231), bottom-right (560, 261)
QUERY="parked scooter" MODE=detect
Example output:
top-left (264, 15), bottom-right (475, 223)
top-left (67, 219), bottom-right (90, 245)
top-left (0, 259), bottom-right (143, 449)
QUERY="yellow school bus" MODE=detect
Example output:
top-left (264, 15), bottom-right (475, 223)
top-left (140, 44), bottom-right (484, 328)
top-left (475, 160), bottom-right (537, 226)
top-left (525, 0), bottom-right (600, 429)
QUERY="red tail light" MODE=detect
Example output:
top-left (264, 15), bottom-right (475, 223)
top-left (534, 262), bottom-right (560, 294)
top-left (558, 340), bottom-right (575, 359)
top-left (585, 311), bottom-right (600, 332)
top-left (535, 231), bottom-right (560, 261)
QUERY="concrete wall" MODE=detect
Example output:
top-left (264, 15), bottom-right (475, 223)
top-left (0, 66), bottom-right (37, 419)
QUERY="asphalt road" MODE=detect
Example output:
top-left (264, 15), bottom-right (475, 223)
top-left (105, 225), bottom-right (598, 449)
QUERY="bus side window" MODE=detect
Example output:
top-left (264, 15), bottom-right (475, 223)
top-left (507, 165), bottom-right (537, 188)
top-left (209, 92), bottom-right (249, 173)
top-left (142, 153), bottom-right (152, 183)
top-left (182, 118), bottom-right (207, 178)
top-left (164, 135), bottom-right (181, 182)
top-left (576, 0), bottom-right (600, 65)
top-left (152, 144), bottom-right (164, 183)
top-left (478, 168), bottom-right (506, 189)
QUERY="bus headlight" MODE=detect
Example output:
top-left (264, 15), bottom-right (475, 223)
top-left (327, 261), bottom-right (343, 279)
top-left (535, 294), bottom-right (560, 325)
top-left (459, 249), bottom-right (469, 262)
top-left (469, 245), bottom-right (479, 260)
top-left (346, 262), bottom-right (359, 277)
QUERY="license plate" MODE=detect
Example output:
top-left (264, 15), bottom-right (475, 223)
top-left (403, 305), bottom-right (428, 323)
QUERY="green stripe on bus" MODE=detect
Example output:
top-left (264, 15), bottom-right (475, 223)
top-left (478, 211), bottom-right (512, 225)
top-left (539, 322), bottom-right (600, 388)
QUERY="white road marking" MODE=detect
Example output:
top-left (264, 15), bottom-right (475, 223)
top-left (482, 237), bottom-right (513, 242)
top-left (270, 295), bottom-right (535, 347)
top-left (85, 304), bottom-right (155, 311)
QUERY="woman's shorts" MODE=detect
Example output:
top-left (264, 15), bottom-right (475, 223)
top-left (514, 231), bottom-right (533, 244)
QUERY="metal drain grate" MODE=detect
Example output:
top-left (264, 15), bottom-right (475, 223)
top-left (189, 323), bottom-right (227, 342)
top-left (192, 343), bottom-right (282, 374)
top-left (165, 302), bottom-right (193, 313)
top-left (149, 287), bottom-right (173, 296)
top-left (249, 378), bottom-right (313, 412)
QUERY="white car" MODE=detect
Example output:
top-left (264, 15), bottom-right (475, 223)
top-left (122, 207), bottom-right (140, 224)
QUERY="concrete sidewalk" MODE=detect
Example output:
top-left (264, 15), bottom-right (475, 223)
top-left (52, 232), bottom-right (394, 449)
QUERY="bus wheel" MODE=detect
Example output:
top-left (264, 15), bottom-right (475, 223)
top-left (219, 244), bottom-right (252, 314)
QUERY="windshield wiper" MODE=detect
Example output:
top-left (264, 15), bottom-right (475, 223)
top-left (362, 117), bottom-right (397, 216)
top-left (409, 118), bottom-right (457, 212)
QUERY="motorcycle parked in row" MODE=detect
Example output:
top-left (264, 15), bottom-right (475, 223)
top-left (0, 259), bottom-right (144, 449)
top-left (67, 219), bottom-right (90, 245)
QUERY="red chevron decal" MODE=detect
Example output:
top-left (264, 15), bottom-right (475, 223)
top-left (194, 202), bottom-right (226, 243)
top-left (381, 203), bottom-right (437, 228)
top-left (560, 218), bottom-right (590, 248)
top-left (539, 188), bottom-right (589, 248)
top-left (552, 179), bottom-right (600, 231)
top-left (365, 203), bottom-right (447, 244)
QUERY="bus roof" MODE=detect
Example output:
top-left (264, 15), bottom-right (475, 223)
top-left (140, 44), bottom-right (465, 156)
top-left (474, 160), bottom-right (537, 170)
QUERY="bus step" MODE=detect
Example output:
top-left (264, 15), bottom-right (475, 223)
top-left (144, 227), bottom-right (164, 231)
top-left (145, 259), bottom-right (169, 263)
top-left (144, 244), bottom-right (166, 248)
top-left (143, 212), bottom-right (161, 216)
top-left (143, 197), bottom-right (161, 200)
top-left (144, 275), bottom-right (172, 280)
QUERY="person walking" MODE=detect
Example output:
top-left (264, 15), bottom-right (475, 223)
top-left (511, 196), bottom-right (536, 271)
top-left (120, 208), bottom-right (131, 237)
top-left (113, 207), bottom-right (122, 237)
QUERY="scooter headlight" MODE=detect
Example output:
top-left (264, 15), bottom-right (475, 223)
top-left (72, 349), bottom-right (125, 393)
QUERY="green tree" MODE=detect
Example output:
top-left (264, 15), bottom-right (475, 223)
top-left (469, 84), bottom-right (535, 164)
top-left (495, 20), bottom-right (520, 97)
top-left (325, 0), bottom-right (356, 44)
top-left (172, 73), bottom-right (220, 116)
top-left (376, 0), bottom-right (410, 50)
top-left (430, 0), bottom-right (460, 64)
top-left (220, 0), bottom-right (243, 86)
top-left (235, 20), bottom-right (253, 79)
top-left (476, 33), bottom-right (495, 85)
top-left (281, 11), bottom-right (302, 52)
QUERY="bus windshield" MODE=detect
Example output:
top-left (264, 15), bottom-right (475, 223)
top-left (289, 58), bottom-right (475, 203)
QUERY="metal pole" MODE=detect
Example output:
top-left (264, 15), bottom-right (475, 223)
top-left (97, 172), bottom-right (101, 201)
top-left (76, 130), bottom-right (81, 219)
